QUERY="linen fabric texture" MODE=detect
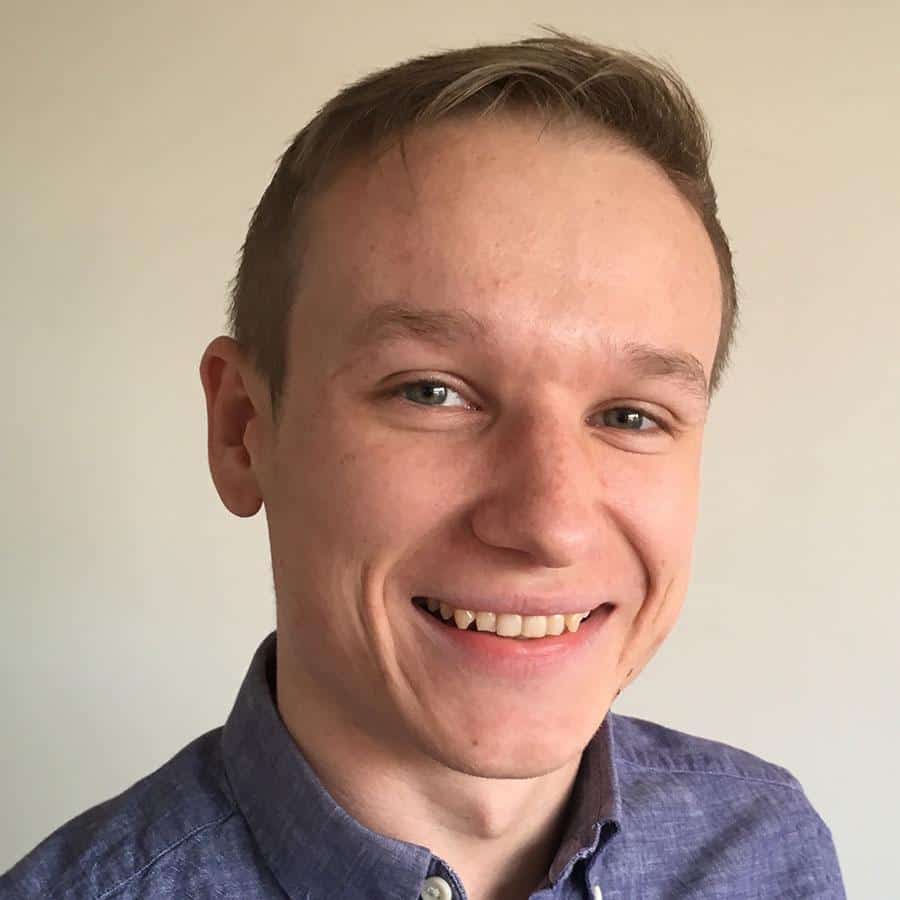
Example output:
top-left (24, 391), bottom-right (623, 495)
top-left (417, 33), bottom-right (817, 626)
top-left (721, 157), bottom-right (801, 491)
top-left (1, 632), bottom-right (846, 899)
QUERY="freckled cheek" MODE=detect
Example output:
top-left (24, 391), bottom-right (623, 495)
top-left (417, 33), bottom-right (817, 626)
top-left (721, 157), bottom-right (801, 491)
top-left (286, 439), bottom-right (457, 554)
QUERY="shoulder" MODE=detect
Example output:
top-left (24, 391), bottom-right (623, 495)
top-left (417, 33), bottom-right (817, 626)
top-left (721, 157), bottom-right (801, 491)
top-left (609, 711), bottom-right (802, 787)
top-left (604, 713), bottom-right (846, 897)
top-left (0, 728), bottom-right (262, 900)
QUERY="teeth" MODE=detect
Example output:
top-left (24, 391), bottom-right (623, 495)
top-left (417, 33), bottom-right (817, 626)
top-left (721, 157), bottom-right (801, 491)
top-left (521, 615), bottom-right (548, 638)
top-left (496, 613), bottom-right (522, 637)
top-left (419, 598), bottom-right (596, 639)
top-left (546, 614), bottom-right (565, 636)
top-left (475, 611), bottom-right (496, 632)
top-left (564, 612), bottom-right (589, 633)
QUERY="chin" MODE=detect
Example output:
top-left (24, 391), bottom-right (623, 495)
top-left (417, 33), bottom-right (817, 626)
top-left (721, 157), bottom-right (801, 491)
top-left (416, 706), bottom-right (604, 780)
top-left (450, 752), bottom-right (574, 781)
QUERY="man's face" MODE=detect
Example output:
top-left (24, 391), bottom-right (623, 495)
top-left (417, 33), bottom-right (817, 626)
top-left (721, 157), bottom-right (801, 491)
top-left (255, 115), bottom-right (721, 778)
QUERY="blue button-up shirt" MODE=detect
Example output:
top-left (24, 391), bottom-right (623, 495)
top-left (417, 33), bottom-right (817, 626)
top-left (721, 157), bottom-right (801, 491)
top-left (1, 632), bottom-right (846, 898)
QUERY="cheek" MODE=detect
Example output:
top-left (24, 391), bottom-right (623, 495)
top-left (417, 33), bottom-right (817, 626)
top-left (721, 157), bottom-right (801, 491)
top-left (614, 453), bottom-right (702, 676)
top-left (623, 448), bottom-right (702, 570)
top-left (270, 420), bottom-right (457, 575)
top-left (330, 442), bottom-right (455, 538)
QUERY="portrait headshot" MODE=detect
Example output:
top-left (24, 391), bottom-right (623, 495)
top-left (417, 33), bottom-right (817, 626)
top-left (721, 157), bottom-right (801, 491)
top-left (3, 3), bottom-right (897, 899)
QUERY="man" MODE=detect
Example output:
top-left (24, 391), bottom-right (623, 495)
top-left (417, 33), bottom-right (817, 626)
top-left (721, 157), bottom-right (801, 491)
top-left (2, 31), bottom-right (845, 900)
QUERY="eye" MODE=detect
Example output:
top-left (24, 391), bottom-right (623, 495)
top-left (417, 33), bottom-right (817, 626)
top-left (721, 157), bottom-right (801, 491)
top-left (599, 407), bottom-right (665, 432)
top-left (388, 380), bottom-right (668, 434)
top-left (391, 379), bottom-right (472, 409)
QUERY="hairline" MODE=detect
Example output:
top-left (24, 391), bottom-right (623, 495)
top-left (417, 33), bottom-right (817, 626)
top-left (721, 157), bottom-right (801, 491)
top-left (270, 110), bottom-right (723, 420)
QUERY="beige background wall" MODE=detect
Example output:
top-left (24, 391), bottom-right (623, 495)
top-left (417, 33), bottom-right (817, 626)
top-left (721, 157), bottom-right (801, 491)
top-left (3, 1), bottom-right (897, 895)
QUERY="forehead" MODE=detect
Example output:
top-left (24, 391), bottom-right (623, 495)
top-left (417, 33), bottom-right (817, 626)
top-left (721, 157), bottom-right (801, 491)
top-left (295, 114), bottom-right (722, 385)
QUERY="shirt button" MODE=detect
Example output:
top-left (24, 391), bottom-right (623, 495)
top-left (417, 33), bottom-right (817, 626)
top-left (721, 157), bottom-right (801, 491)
top-left (420, 875), bottom-right (453, 900)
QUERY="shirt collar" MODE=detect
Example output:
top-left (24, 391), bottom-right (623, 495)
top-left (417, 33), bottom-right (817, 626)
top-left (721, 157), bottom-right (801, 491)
top-left (222, 631), bottom-right (622, 899)
top-left (546, 713), bottom-right (622, 889)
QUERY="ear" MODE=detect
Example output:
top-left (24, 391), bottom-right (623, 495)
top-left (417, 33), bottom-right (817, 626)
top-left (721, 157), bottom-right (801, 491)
top-left (199, 336), bottom-right (270, 517)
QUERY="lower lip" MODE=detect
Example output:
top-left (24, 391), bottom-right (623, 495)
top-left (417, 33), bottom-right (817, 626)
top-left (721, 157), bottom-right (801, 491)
top-left (411, 601), bottom-right (614, 678)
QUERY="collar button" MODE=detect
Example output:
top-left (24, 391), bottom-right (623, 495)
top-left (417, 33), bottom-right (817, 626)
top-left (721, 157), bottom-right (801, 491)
top-left (420, 875), bottom-right (453, 900)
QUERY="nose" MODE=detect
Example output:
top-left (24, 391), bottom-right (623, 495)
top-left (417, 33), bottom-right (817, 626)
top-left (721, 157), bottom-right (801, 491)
top-left (468, 408), bottom-right (605, 568)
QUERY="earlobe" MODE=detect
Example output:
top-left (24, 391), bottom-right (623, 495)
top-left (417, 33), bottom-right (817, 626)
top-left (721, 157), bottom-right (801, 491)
top-left (199, 336), bottom-right (266, 518)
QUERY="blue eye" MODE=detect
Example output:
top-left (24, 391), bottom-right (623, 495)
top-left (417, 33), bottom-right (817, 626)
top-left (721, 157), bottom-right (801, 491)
top-left (391, 380), bottom-right (666, 433)
top-left (394, 380), bottom-right (470, 408)
top-left (601, 408), bottom-right (661, 432)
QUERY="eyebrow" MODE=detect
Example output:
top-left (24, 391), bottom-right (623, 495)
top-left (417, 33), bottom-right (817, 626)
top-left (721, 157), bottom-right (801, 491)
top-left (347, 301), bottom-right (710, 402)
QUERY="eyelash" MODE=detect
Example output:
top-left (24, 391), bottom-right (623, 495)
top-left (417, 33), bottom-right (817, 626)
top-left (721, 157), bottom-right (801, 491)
top-left (387, 379), bottom-right (669, 433)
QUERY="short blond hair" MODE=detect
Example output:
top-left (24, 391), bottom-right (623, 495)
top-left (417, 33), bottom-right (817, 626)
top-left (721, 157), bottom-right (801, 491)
top-left (230, 29), bottom-right (738, 412)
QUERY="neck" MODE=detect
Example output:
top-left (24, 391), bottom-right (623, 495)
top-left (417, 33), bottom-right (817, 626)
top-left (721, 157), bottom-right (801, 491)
top-left (277, 660), bottom-right (582, 900)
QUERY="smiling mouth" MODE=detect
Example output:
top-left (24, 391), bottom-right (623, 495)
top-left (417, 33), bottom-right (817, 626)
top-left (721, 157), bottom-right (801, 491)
top-left (411, 596), bottom-right (605, 639)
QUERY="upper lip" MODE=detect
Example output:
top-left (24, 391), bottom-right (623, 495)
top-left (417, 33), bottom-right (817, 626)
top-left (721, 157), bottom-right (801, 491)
top-left (414, 594), bottom-right (611, 616)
